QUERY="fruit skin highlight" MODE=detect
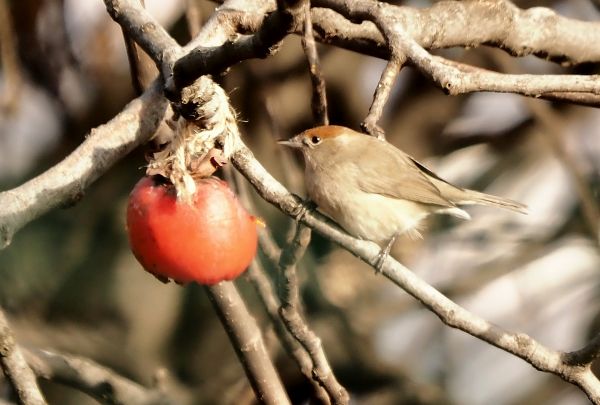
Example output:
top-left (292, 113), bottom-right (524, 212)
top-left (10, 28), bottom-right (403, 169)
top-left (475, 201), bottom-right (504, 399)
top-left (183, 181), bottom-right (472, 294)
top-left (127, 176), bottom-right (258, 285)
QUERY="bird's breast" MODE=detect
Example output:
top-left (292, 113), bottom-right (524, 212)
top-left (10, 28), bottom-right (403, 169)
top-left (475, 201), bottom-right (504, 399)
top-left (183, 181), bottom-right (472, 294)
top-left (305, 167), bottom-right (430, 244)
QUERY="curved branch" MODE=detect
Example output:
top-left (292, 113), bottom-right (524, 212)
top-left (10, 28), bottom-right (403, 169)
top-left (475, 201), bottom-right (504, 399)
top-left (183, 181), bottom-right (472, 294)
top-left (0, 82), bottom-right (167, 248)
top-left (229, 141), bottom-right (600, 404)
top-left (205, 282), bottom-right (291, 405)
top-left (315, 0), bottom-right (600, 65)
top-left (277, 224), bottom-right (348, 404)
top-left (317, 0), bottom-right (600, 104)
top-left (174, 0), bottom-right (305, 88)
top-left (4, 0), bottom-right (600, 402)
top-left (104, 0), bottom-right (182, 78)
top-left (301, 4), bottom-right (329, 126)
top-left (25, 348), bottom-right (171, 405)
top-left (0, 310), bottom-right (46, 405)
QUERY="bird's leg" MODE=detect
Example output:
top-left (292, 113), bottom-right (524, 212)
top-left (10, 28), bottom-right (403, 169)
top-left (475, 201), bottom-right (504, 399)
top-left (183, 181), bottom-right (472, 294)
top-left (374, 232), bottom-right (400, 273)
top-left (291, 195), bottom-right (317, 222)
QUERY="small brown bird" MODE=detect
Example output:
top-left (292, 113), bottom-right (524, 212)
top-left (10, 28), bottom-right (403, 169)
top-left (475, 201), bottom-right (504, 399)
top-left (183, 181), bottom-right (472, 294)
top-left (279, 125), bottom-right (526, 257)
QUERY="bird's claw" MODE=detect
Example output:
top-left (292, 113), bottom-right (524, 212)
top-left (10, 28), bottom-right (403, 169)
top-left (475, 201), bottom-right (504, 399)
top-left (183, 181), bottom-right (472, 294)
top-left (374, 247), bottom-right (390, 273)
top-left (291, 195), bottom-right (316, 222)
top-left (373, 233), bottom-right (399, 274)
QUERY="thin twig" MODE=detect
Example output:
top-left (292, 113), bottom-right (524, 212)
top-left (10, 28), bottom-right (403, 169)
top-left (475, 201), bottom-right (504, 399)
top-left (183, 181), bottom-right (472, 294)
top-left (173, 0), bottom-right (305, 89)
top-left (229, 141), bottom-right (600, 404)
top-left (361, 57), bottom-right (404, 139)
top-left (246, 261), bottom-right (331, 404)
top-left (104, 0), bottom-right (183, 80)
top-left (301, 3), bottom-right (329, 126)
top-left (278, 224), bottom-right (348, 404)
top-left (121, 0), bottom-right (146, 95)
top-left (0, 82), bottom-right (167, 249)
top-left (0, 309), bottom-right (47, 405)
top-left (315, 0), bottom-right (600, 65)
top-left (231, 143), bottom-right (328, 402)
top-left (205, 282), bottom-right (291, 405)
top-left (316, 0), bottom-right (600, 104)
top-left (0, 0), bottom-right (23, 113)
top-left (123, 33), bottom-right (146, 95)
top-left (25, 348), bottom-right (172, 405)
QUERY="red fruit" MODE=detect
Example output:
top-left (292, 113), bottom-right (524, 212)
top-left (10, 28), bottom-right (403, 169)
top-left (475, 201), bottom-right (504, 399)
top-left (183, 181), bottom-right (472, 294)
top-left (126, 176), bottom-right (258, 285)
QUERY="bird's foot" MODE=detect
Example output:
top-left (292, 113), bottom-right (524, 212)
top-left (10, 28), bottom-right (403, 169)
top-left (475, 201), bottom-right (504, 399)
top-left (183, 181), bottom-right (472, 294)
top-left (291, 195), bottom-right (316, 222)
top-left (374, 248), bottom-right (390, 273)
top-left (374, 233), bottom-right (399, 273)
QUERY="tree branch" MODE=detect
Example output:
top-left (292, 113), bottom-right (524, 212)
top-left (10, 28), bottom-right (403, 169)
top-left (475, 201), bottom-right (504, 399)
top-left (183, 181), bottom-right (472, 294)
top-left (301, 3), bottom-right (329, 126)
top-left (104, 0), bottom-right (182, 79)
top-left (277, 224), bottom-right (348, 404)
top-left (245, 261), bottom-right (331, 404)
top-left (0, 309), bottom-right (46, 405)
top-left (229, 140), bottom-right (600, 404)
top-left (318, 0), bottom-right (600, 104)
top-left (205, 282), bottom-right (291, 405)
top-left (174, 0), bottom-right (305, 89)
top-left (24, 348), bottom-right (171, 405)
top-left (0, 82), bottom-right (167, 249)
top-left (315, 0), bottom-right (600, 65)
top-left (361, 57), bottom-right (404, 139)
top-left (5, 0), bottom-right (600, 402)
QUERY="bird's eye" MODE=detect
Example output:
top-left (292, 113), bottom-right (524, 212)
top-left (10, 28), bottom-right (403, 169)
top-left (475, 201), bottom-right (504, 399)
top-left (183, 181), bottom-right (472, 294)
top-left (310, 135), bottom-right (321, 144)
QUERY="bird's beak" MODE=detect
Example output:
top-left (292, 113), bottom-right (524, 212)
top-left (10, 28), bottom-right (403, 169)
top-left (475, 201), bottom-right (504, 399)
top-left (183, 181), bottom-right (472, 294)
top-left (277, 138), bottom-right (303, 149)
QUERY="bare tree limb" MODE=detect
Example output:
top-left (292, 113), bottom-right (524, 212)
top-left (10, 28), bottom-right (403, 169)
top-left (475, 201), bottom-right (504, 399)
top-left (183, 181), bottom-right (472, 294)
top-left (121, 0), bottom-right (147, 95)
top-left (205, 282), bottom-right (291, 405)
top-left (120, 1), bottom-right (158, 97)
top-left (432, 57), bottom-right (600, 107)
top-left (277, 224), bottom-right (348, 404)
top-left (110, 0), bottom-right (600, 104)
top-left (317, 0), bottom-right (600, 105)
top-left (245, 261), bottom-right (331, 404)
top-left (309, 7), bottom-right (388, 59)
top-left (0, 309), bottom-right (47, 405)
top-left (232, 147), bottom-right (328, 402)
top-left (229, 141), bottom-right (600, 403)
top-left (24, 348), bottom-right (171, 405)
top-left (173, 0), bottom-right (305, 88)
top-left (0, 82), bottom-right (167, 249)
top-left (4, 0), bottom-right (600, 402)
top-left (315, 0), bottom-right (600, 65)
top-left (361, 57), bottom-right (404, 139)
top-left (104, 0), bottom-right (183, 80)
top-left (301, 3), bottom-right (329, 126)
top-left (184, 0), bottom-right (275, 50)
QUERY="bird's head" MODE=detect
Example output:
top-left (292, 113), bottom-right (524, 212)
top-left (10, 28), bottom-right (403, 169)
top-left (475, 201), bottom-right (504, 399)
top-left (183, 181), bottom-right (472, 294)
top-left (278, 125), bottom-right (359, 165)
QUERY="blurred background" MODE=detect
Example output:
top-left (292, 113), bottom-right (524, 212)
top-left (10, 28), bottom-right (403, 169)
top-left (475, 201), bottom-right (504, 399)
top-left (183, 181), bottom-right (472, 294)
top-left (1, 0), bottom-right (599, 404)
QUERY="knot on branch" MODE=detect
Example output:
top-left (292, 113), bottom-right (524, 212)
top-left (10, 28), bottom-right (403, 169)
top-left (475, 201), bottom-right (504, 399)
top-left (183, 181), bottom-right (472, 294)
top-left (147, 77), bottom-right (240, 201)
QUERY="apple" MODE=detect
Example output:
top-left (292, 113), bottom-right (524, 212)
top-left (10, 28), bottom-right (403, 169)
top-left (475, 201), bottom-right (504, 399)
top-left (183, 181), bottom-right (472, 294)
top-left (127, 176), bottom-right (258, 285)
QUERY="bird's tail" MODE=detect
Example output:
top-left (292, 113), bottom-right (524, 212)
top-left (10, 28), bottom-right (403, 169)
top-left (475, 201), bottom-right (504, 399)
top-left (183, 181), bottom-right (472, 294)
top-left (458, 189), bottom-right (528, 214)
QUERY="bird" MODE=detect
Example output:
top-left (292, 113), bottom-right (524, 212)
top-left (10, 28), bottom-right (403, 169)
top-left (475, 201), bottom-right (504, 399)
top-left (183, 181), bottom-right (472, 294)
top-left (278, 125), bottom-right (526, 263)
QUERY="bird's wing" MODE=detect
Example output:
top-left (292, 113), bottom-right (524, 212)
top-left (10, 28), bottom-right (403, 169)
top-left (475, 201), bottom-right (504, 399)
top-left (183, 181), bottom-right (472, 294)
top-left (355, 139), bottom-right (455, 207)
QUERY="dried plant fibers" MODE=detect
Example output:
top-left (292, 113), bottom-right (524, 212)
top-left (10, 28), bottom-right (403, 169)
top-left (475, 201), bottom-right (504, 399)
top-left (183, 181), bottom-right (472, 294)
top-left (147, 76), bottom-right (240, 202)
